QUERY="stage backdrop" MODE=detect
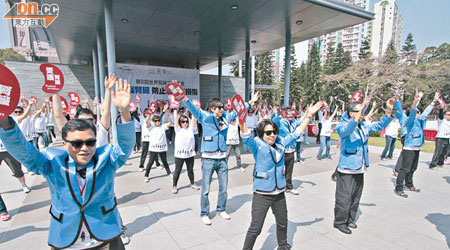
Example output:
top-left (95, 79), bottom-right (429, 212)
top-left (116, 63), bottom-right (200, 106)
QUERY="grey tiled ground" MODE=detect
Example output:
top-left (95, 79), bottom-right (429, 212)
top-left (0, 137), bottom-right (449, 249)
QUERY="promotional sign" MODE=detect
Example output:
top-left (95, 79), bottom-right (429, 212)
top-left (147, 102), bottom-right (157, 115)
top-left (68, 106), bottom-right (76, 119)
top-left (0, 64), bottom-right (21, 119)
top-left (29, 96), bottom-right (38, 104)
top-left (130, 101), bottom-right (137, 112)
top-left (135, 94), bottom-right (141, 103)
top-left (68, 92), bottom-right (80, 107)
top-left (282, 109), bottom-right (297, 120)
top-left (50, 95), bottom-right (69, 114)
top-left (164, 81), bottom-right (186, 102)
top-left (40, 63), bottom-right (64, 94)
top-left (351, 91), bottom-right (362, 103)
top-left (168, 95), bottom-right (180, 109)
top-left (231, 94), bottom-right (247, 124)
top-left (312, 125), bottom-right (319, 135)
top-left (226, 98), bottom-right (232, 112)
top-left (291, 101), bottom-right (296, 110)
top-left (116, 63), bottom-right (199, 106)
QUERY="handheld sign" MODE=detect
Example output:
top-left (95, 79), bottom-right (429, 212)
top-left (68, 92), bottom-right (80, 107)
top-left (147, 102), bottom-right (157, 115)
top-left (284, 109), bottom-right (297, 119)
top-left (231, 94), bottom-right (247, 124)
top-left (29, 96), bottom-right (38, 104)
top-left (226, 98), bottom-right (232, 112)
top-left (68, 106), bottom-right (76, 119)
top-left (0, 64), bottom-right (21, 119)
top-left (291, 101), bottom-right (296, 110)
top-left (352, 91), bottom-right (362, 102)
top-left (129, 101), bottom-right (136, 112)
top-left (168, 95), bottom-right (180, 109)
top-left (40, 64), bottom-right (64, 94)
top-left (312, 125), bottom-right (319, 135)
top-left (164, 81), bottom-right (186, 102)
top-left (50, 95), bottom-right (69, 114)
top-left (135, 94), bottom-right (141, 103)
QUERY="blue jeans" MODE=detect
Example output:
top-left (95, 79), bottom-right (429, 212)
top-left (295, 142), bottom-right (302, 160)
top-left (0, 194), bottom-right (7, 214)
top-left (381, 136), bottom-right (396, 159)
top-left (317, 136), bottom-right (330, 158)
top-left (201, 158), bottom-right (228, 217)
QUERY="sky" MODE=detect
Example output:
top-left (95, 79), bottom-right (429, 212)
top-left (1, 0), bottom-right (449, 74)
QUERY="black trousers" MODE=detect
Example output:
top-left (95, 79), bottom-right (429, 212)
top-left (316, 123), bottom-right (322, 143)
top-left (173, 157), bottom-right (195, 186)
top-left (166, 127), bottom-right (175, 143)
top-left (284, 152), bottom-right (295, 190)
top-left (145, 151), bottom-right (171, 177)
top-left (0, 151), bottom-right (24, 178)
top-left (134, 132), bottom-right (142, 151)
top-left (51, 236), bottom-right (125, 250)
top-left (47, 126), bottom-right (56, 143)
top-left (334, 172), bottom-right (364, 227)
top-left (139, 142), bottom-right (160, 168)
top-left (395, 149), bottom-right (420, 191)
top-left (430, 138), bottom-right (449, 167)
top-left (242, 192), bottom-right (288, 250)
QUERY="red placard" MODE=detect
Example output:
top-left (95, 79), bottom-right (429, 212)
top-left (352, 91), bottom-right (362, 102)
top-left (129, 101), bottom-right (137, 112)
top-left (291, 101), bottom-right (296, 109)
top-left (39, 63), bottom-right (64, 94)
top-left (0, 64), bottom-right (21, 119)
top-left (147, 102), bottom-right (157, 115)
top-left (231, 94), bottom-right (247, 124)
top-left (68, 106), bottom-right (76, 119)
top-left (68, 92), bottom-right (80, 107)
top-left (226, 98), bottom-right (232, 111)
top-left (135, 94), bottom-right (141, 103)
top-left (283, 109), bottom-right (297, 119)
top-left (164, 81), bottom-right (186, 102)
top-left (168, 95), bottom-right (180, 109)
top-left (50, 95), bottom-right (69, 114)
top-left (29, 96), bottom-right (38, 104)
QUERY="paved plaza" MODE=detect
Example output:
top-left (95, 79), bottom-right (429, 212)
top-left (0, 137), bottom-right (449, 250)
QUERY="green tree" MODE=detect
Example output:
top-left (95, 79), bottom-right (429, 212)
top-left (303, 42), bottom-right (321, 104)
top-left (323, 43), bottom-right (336, 74)
top-left (382, 39), bottom-right (399, 64)
top-left (402, 33), bottom-right (416, 63)
top-left (359, 37), bottom-right (371, 60)
top-left (0, 48), bottom-right (26, 64)
top-left (256, 51), bottom-right (275, 103)
top-left (334, 43), bottom-right (352, 73)
top-left (229, 60), bottom-right (246, 77)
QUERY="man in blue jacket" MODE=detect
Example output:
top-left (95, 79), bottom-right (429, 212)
top-left (394, 92), bottom-right (440, 198)
top-left (0, 81), bottom-right (134, 249)
top-left (182, 95), bottom-right (256, 225)
top-left (334, 97), bottom-right (393, 234)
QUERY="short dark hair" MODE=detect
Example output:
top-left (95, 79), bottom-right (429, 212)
top-left (348, 102), bottom-right (361, 112)
top-left (61, 119), bottom-right (96, 140)
top-left (256, 119), bottom-right (279, 138)
top-left (75, 108), bottom-right (95, 119)
top-left (207, 98), bottom-right (223, 112)
top-left (178, 115), bottom-right (189, 126)
top-left (15, 106), bottom-right (24, 112)
top-left (152, 115), bottom-right (161, 121)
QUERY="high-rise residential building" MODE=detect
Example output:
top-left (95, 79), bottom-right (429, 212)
top-left (5, 0), bottom-right (59, 62)
top-left (369, 0), bottom-right (403, 58)
top-left (308, 0), bottom-right (370, 62)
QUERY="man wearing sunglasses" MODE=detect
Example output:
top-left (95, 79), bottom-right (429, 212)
top-left (0, 81), bottom-right (134, 249)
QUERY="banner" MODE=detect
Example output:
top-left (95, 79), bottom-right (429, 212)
top-left (116, 63), bottom-right (199, 107)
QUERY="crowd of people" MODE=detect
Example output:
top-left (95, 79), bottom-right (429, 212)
top-left (0, 74), bottom-right (449, 249)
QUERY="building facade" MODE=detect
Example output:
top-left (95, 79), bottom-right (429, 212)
top-left (369, 0), bottom-right (403, 58)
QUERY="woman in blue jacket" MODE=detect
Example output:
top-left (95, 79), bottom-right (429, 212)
top-left (240, 102), bottom-right (322, 250)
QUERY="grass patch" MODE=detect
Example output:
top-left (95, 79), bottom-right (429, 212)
top-left (330, 133), bottom-right (435, 153)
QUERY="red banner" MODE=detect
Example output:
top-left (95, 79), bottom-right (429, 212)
top-left (40, 64), bottom-right (64, 94)
top-left (0, 64), bottom-right (21, 119)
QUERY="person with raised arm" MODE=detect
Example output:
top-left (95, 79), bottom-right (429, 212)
top-left (0, 80), bottom-right (134, 249)
top-left (333, 94), bottom-right (394, 234)
top-left (240, 102), bottom-right (322, 250)
top-left (394, 92), bottom-right (441, 197)
top-left (317, 107), bottom-right (338, 160)
top-left (429, 105), bottom-right (450, 169)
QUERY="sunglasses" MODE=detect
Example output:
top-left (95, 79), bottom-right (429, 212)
top-left (64, 139), bottom-right (97, 149)
top-left (153, 119), bottom-right (161, 122)
top-left (84, 118), bottom-right (95, 122)
top-left (215, 105), bottom-right (224, 110)
top-left (263, 130), bottom-right (277, 136)
top-left (181, 120), bottom-right (189, 124)
top-left (14, 110), bottom-right (23, 114)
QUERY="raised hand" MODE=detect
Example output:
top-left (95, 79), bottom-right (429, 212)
top-left (307, 102), bottom-right (323, 116)
top-left (105, 73), bottom-right (117, 90)
top-left (112, 78), bottom-right (131, 109)
top-left (433, 92), bottom-right (441, 102)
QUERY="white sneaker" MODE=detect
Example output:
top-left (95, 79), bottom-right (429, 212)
top-left (22, 184), bottom-right (31, 193)
top-left (139, 168), bottom-right (144, 172)
top-left (298, 160), bottom-right (305, 164)
top-left (145, 177), bottom-right (150, 183)
top-left (219, 211), bottom-right (231, 220)
top-left (120, 232), bottom-right (130, 245)
top-left (201, 216), bottom-right (212, 225)
top-left (157, 166), bottom-right (164, 170)
top-left (286, 189), bottom-right (299, 195)
top-left (169, 173), bottom-right (173, 178)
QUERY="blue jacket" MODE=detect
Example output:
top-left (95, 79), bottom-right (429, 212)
top-left (271, 115), bottom-right (302, 149)
top-left (242, 130), bottom-right (302, 192)
top-left (394, 101), bottom-right (434, 148)
top-left (183, 100), bottom-right (239, 153)
top-left (0, 118), bottom-right (135, 248)
top-left (337, 114), bottom-right (392, 170)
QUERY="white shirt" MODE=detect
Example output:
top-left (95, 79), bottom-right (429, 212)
top-left (318, 110), bottom-right (324, 123)
top-left (12, 115), bottom-right (33, 141)
top-left (436, 118), bottom-right (450, 139)
top-left (385, 119), bottom-right (400, 138)
top-left (134, 119), bottom-right (141, 132)
top-left (191, 119), bottom-right (199, 135)
top-left (46, 114), bottom-right (55, 126)
top-left (226, 122), bottom-right (240, 145)
top-left (174, 127), bottom-right (195, 158)
top-left (96, 124), bottom-right (109, 147)
top-left (34, 114), bottom-right (47, 133)
top-left (201, 116), bottom-right (229, 159)
top-left (320, 118), bottom-right (333, 137)
top-left (140, 114), bottom-right (151, 142)
top-left (148, 123), bottom-right (169, 152)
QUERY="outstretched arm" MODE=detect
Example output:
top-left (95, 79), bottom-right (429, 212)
top-left (52, 92), bottom-right (67, 131)
top-left (101, 73), bottom-right (117, 131)
top-left (15, 99), bottom-right (32, 123)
